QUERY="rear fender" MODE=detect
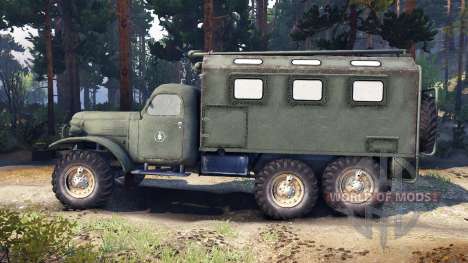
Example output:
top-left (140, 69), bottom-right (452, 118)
top-left (49, 136), bottom-right (134, 173)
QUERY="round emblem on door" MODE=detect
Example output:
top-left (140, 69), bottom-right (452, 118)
top-left (154, 131), bottom-right (167, 143)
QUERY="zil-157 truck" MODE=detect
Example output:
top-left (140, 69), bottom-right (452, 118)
top-left (50, 49), bottom-right (437, 219)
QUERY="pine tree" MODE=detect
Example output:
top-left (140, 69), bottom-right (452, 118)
top-left (0, 0), bottom-right (58, 133)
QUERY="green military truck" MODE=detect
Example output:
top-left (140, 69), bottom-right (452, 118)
top-left (50, 49), bottom-right (437, 219)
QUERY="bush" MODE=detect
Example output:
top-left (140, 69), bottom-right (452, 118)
top-left (0, 209), bottom-right (98, 263)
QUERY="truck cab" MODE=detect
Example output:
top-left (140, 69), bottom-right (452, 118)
top-left (50, 49), bottom-right (437, 219)
top-left (133, 84), bottom-right (199, 166)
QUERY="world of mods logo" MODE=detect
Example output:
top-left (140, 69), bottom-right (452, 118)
top-left (325, 158), bottom-right (441, 248)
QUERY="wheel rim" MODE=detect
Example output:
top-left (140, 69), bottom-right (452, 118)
top-left (271, 173), bottom-right (305, 208)
top-left (338, 168), bottom-right (375, 204)
top-left (64, 166), bottom-right (96, 199)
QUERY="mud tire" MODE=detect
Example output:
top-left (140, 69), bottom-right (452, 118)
top-left (52, 150), bottom-right (113, 209)
top-left (420, 94), bottom-right (437, 153)
top-left (254, 159), bottom-right (319, 219)
top-left (322, 157), bottom-right (389, 216)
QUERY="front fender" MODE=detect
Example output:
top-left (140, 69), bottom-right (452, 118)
top-left (49, 136), bottom-right (134, 173)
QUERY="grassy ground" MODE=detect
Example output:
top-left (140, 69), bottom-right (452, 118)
top-left (76, 216), bottom-right (253, 262)
top-left (1, 208), bottom-right (254, 263)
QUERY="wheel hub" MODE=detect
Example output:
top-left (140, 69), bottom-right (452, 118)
top-left (65, 166), bottom-right (95, 199)
top-left (339, 169), bottom-right (375, 204)
top-left (271, 174), bottom-right (305, 208)
top-left (70, 167), bottom-right (89, 188)
top-left (349, 179), bottom-right (364, 192)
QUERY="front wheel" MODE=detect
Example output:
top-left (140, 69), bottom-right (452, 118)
top-left (254, 159), bottom-right (319, 219)
top-left (52, 150), bottom-right (114, 209)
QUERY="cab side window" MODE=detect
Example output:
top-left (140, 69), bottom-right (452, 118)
top-left (147, 94), bottom-right (182, 116)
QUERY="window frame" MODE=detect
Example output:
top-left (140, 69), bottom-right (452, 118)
top-left (229, 74), bottom-right (267, 104)
top-left (348, 77), bottom-right (388, 106)
top-left (288, 76), bottom-right (327, 105)
top-left (146, 93), bottom-right (184, 116)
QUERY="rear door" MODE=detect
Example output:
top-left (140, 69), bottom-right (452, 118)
top-left (138, 94), bottom-right (184, 162)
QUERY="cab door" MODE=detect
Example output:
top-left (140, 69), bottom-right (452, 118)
top-left (138, 94), bottom-right (184, 163)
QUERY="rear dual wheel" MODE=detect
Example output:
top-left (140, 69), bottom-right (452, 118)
top-left (254, 157), bottom-right (389, 219)
top-left (322, 157), bottom-right (389, 216)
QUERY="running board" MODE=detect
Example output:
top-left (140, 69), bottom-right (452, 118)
top-left (130, 169), bottom-right (190, 177)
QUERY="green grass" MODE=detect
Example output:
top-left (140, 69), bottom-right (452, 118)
top-left (260, 229), bottom-right (279, 244)
top-left (80, 216), bottom-right (252, 262)
top-left (82, 216), bottom-right (163, 259)
top-left (172, 243), bottom-right (254, 263)
top-left (214, 220), bottom-right (237, 238)
top-left (425, 172), bottom-right (451, 184)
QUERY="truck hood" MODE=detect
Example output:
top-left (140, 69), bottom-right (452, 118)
top-left (69, 111), bottom-right (139, 137)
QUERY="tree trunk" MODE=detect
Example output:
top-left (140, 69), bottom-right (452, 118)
top-left (139, 32), bottom-right (146, 104)
top-left (44, 0), bottom-right (55, 136)
top-left (256, 0), bottom-right (268, 49)
top-left (454, 0), bottom-right (466, 145)
top-left (455, 0), bottom-right (466, 114)
top-left (0, 78), bottom-right (17, 131)
top-left (347, 4), bottom-right (357, 50)
top-left (465, 35), bottom-right (468, 85)
top-left (117, 0), bottom-right (132, 111)
top-left (204, 0), bottom-right (214, 51)
top-left (444, 0), bottom-right (452, 93)
top-left (107, 78), bottom-right (119, 107)
top-left (61, 0), bottom-right (81, 119)
top-left (84, 86), bottom-right (90, 109)
top-left (404, 0), bottom-right (417, 58)
top-left (396, 0), bottom-right (400, 16)
top-left (57, 73), bottom-right (68, 114)
top-left (92, 87), bottom-right (97, 109)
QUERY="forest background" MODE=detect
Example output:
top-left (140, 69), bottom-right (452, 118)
top-left (0, 0), bottom-right (466, 156)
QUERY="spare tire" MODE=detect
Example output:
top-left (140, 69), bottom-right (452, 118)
top-left (419, 93), bottom-right (437, 153)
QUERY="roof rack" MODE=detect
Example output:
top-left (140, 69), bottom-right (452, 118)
top-left (188, 49), bottom-right (407, 59)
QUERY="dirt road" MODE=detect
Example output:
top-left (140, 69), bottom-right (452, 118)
top-left (0, 161), bottom-right (467, 263)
